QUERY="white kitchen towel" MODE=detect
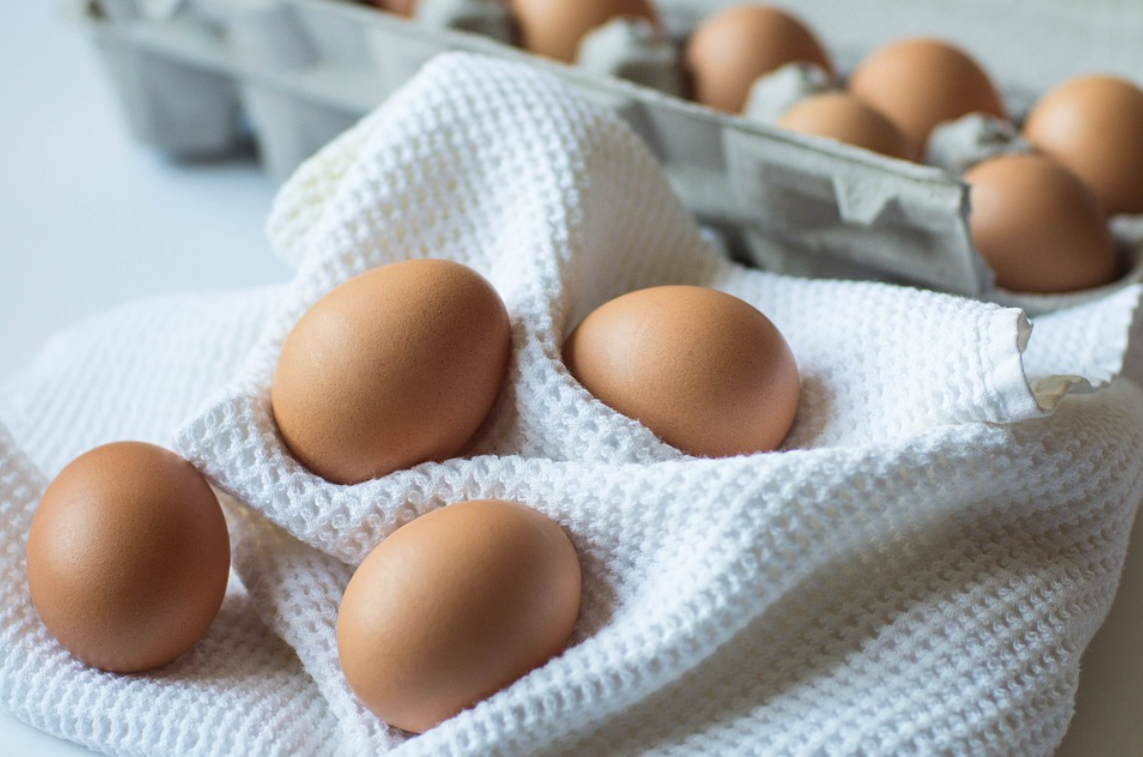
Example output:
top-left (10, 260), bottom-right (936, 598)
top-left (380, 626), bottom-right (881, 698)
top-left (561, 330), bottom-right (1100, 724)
top-left (0, 290), bottom-right (345, 757)
top-left (2, 52), bottom-right (1143, 757)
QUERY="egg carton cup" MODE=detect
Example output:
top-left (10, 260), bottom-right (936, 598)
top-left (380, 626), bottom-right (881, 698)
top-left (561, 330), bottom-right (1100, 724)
top-left (739, 71), bottom-right (1143, 317)
top-left (74, 53), bottom-right (1140, 757)
top-left (920, 115), bottom-right (1143, 317)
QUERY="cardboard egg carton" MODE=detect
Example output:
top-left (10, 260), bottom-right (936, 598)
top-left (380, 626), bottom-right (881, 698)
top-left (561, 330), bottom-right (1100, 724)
top-left (81, 0), bottom-right (1143, 302)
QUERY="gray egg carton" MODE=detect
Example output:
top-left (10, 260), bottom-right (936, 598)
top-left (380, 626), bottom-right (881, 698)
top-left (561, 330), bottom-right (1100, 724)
top-left (80, 0), bottom-right (1143, 300)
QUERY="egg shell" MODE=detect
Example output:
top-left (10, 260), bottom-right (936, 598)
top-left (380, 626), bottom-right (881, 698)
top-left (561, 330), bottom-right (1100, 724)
top-left (777, 91), bottom-right (917, 161)
top-left (848, 37), bottom-right (1004, 151)
top-left (1023, 75), bottom-right (1143, 217)
top-left (963, 153), bottom-right (1118, 293)
top-left (366, 0), bottom-right (416, 15)
top-left (509, 0), bottom-right (658, 63)
top-left (563, 285), bottom-right (800, 457)
top-left (336, 499), bottom-right (582, 734)
top-left (271, 258), bottom-right (512, 485)
top-left (25, 442), bottom-right (230, 673)
top-left (685, 3), bottom-right (833, 114)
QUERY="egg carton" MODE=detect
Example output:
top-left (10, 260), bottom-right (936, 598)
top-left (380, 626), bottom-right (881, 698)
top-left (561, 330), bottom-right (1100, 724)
top-left (80, 0), bottom-right (1143, 303)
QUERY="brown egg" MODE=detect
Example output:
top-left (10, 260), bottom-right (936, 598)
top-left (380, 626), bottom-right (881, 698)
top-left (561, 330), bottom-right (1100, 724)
top-left (1023, 75), bottom-right (1143, 216)
top-left (366, 0), bottom-right (416, 16)
top-left (685, 4), bottom-right (833, 113)
top-left (509, 0), bottom-right (659, 63)
top-left (848, 37), bottom-right (1004, 151)
top-left (563, 285), bottom-right (800, 457)
top-left (25, 442), bottom-right (230, 673)
top-left (777, 91), bottom-right (918, 161)
top-left (336, 499), bottom-right (581, 733)
top-left (271, 259), bottom-right (512, 485)
top-left (963, 154), bottom-right (1118, 293)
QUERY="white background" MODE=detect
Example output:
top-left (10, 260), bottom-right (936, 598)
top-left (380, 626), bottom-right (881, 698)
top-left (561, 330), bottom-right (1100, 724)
top-left (0, 2), bottom-right (288, 384)
top-left (0, 1), bottom-right (1139, 755)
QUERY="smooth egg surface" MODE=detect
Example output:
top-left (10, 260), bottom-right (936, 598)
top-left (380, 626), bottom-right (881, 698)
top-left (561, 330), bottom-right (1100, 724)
top-left (25, 442), bottom-right (231, 673)
top-left (509, 0), bottom-right (658, 63)
top-left (563, 285), bottom-right (800, 457)
top-left (367, 0), bottom-right (417, 15)
top-left (848, 37), bottom-right (1004, 152)
top-left (685, 3), bottom-right (833, 113)
top-left (271, 258), bottom-right (512, 485)
top-left (964, 154), bottom-right (1118, 293)
top-left (1023, 75), bottom-right (1143, 216)
top-left (777, 91), bottom-right (917, 161)
top-left (336, 499), bottom-right (582, 733)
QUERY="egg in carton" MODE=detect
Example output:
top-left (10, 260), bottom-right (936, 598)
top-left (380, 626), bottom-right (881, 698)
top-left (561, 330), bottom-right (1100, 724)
top-left (750, 67), bottom-right (1143, 317)
top-left (80, 0), bottom-right (1143, 308)
top-left (78, 0), bottom-right (975, 298)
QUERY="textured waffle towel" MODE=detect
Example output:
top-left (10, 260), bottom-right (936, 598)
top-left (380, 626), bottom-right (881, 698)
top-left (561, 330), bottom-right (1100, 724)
top-left (3, 52), bottom-right (1143, 757)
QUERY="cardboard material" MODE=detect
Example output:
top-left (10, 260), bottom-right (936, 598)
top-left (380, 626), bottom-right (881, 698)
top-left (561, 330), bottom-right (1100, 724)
top-left (79, 0), bottom-right (1143, 300)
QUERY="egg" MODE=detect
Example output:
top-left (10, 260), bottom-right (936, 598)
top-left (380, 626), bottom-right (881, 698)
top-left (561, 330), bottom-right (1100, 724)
top-left (336, 499), bottom-right (582, 733)
top-left (271, 259), bottom-right (512, 485)
top-left (1023, 75), bottom-right (1143, 217)
top-left (509, 0), bottom-right (659, 63)
top-left (777, 91), bottom-right (917, 161)
top-left (685, 4), bottom-right (833, 113)
top-left (25, 442), bottom-right (230, 673)
top-left (963, 154), bottom-right (1118, 293)
top-left (366, 0), bottom-right (416, 16)
top-left (563, 285), bottom-right (800, 457)
top-left (848, 37), bottom-right (1004, 152)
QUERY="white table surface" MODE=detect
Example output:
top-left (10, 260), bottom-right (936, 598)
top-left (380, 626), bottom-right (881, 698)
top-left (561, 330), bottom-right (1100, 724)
top-left (1, 2), bottom-right (1140, 755)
